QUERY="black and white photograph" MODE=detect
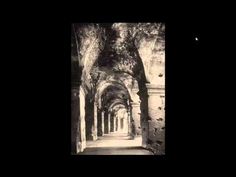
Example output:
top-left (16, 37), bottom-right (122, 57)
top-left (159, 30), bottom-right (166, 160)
top-left (4, 3), bottom-right (233, 174)
top-left (71, 23), bottom-right (165, 155)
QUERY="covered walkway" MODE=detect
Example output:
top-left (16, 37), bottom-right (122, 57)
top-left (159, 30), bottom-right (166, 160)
top-left (80, 132), bottom-right (153, 155)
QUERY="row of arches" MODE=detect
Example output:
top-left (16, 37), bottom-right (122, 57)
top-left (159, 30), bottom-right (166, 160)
top-left (71, 23), bottom-right (165, 155)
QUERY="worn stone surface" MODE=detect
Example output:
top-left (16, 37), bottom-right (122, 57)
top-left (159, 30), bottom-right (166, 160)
top-left (145, 84), bottom-right (165, 155)
top-left (131, 102), bottom-right (141, 135)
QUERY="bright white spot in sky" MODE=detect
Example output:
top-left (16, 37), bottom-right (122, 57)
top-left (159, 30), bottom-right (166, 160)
top-left (195, 37), bottom-right (198, 41)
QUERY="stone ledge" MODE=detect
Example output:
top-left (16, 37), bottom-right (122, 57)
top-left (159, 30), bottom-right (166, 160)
top-left (145, 84), bottom-right (165, 89)
top-left (145, 84), bottom-right (165, 95)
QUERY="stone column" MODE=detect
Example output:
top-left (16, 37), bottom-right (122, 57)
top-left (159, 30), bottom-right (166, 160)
top-left (115, 116), bottom-right (118, 131)
top-left (123, 111), bottom-right (128, 133)
top-left (71, 86), bottom-right (86, 153)
top-left (79, 87), bottom-right (86, 152)
top-left (127, 108), bottom-right (132, 136)
top-left (108, 113), bottom-right (110, 133)
top-left (131, 102), bottom-right (141, 136)
top-left (114, 116), bottom-right (117, 132)
top-left (110, 113), bottom-right (114, 132)
top-left (97, 109), bottom-right (101, 136)
top-left (71, 87), bottom-right (80, 154)
top-left (146, 84), bottom-right (165, 155)
top-left (97, 109), bottom-right (104, 136)
top-left (104, 110), bottom-right (109, 134)
top-left (117, 116), bottom-right (121, 132)
top-left (85, 97), bottom-right (96, 141)
top-left (101, 111), bottom-right (105, 135)
top-left (92, 103), bottom-right (98, 140)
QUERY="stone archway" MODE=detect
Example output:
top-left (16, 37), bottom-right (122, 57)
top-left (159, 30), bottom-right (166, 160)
top-left (94, 82), bottom-right (131, 137)
top-left (71, 23), bottom-right (165, 155)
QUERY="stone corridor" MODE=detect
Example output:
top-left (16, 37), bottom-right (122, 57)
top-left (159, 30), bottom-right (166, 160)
top-left (80, 132), bottom-right (153, 155)
top-left (71, 23), bottom-right (165, 155)
top-left (86, 132), bottom-right (141, 148)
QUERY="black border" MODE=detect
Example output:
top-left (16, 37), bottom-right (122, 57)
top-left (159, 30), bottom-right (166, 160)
top-left (7, 10), bottom-right (208, 170)
top-left (57, 15), bottom-right (202, 163)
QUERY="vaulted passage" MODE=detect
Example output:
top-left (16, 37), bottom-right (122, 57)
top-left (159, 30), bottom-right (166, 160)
top-left (80, 132), bottom-right (153, 155)
top-left (71, 23), bottom-right (165, 155)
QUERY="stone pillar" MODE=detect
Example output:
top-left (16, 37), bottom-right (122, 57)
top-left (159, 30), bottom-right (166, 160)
top-left (114, 116), bottom-right (117, 132)
top-left (127, 108), bottom-right (132, 136)
top-left (85, 97), bottom-right (96, 141)
top-left (71, 86), bottom-right (86, 154)
top-left (104, 110), bottom-right (109, 134)
top-left (131, 102), bottom-right (141, 136)
top-left (97, 110), bottom-right (104, 136)
top-left (117, 116), bottom-right (121, 132)
top-left (97, 109), bottom-right (101, 136)
top-left (115, 116), bottom-right (118, 131)
top-left (146, 84), bottom-right (165, 155)
top-left (78, 87), bottom-right (86, 152)
top-left (120, 118), bottom-right (124, 130)
top-left (92, 104), bottom-right (98, 140)
top-left (110, 113), bottom-right (114, 132)
top-left (108, 113), bottom-right (110, 133)
top-left (101, 111), bottom-right (105, 135)
top-left (71, 87), bottom-right (80, 154)
top-left (123, 111), bottom-right (128, 133)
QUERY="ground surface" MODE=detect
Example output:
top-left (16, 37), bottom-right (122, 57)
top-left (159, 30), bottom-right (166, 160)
top-left (79, 132), bottom-right (154, 155)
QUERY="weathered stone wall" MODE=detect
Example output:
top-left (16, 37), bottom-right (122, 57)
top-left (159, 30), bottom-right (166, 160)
top-left (146, 84), bottom-right (165, 155)
top-left (137, 33), bottom-right (165, 86)
top-left (136, 24), bottom-right (165, 155)
top-left (131, 102), bottom-right (141, 135)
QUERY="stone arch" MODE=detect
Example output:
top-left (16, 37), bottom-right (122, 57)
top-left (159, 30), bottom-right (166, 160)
top-left (108, 101), bottom-right (131, 134)
top-left (94, 81), bottom-right (132, 136)
top-left (108, 102), bottom-right (126, 133)
top-left (108, 101), bottom-right (127, 111)
top-left (95, 80), bottom-right (132, 109)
